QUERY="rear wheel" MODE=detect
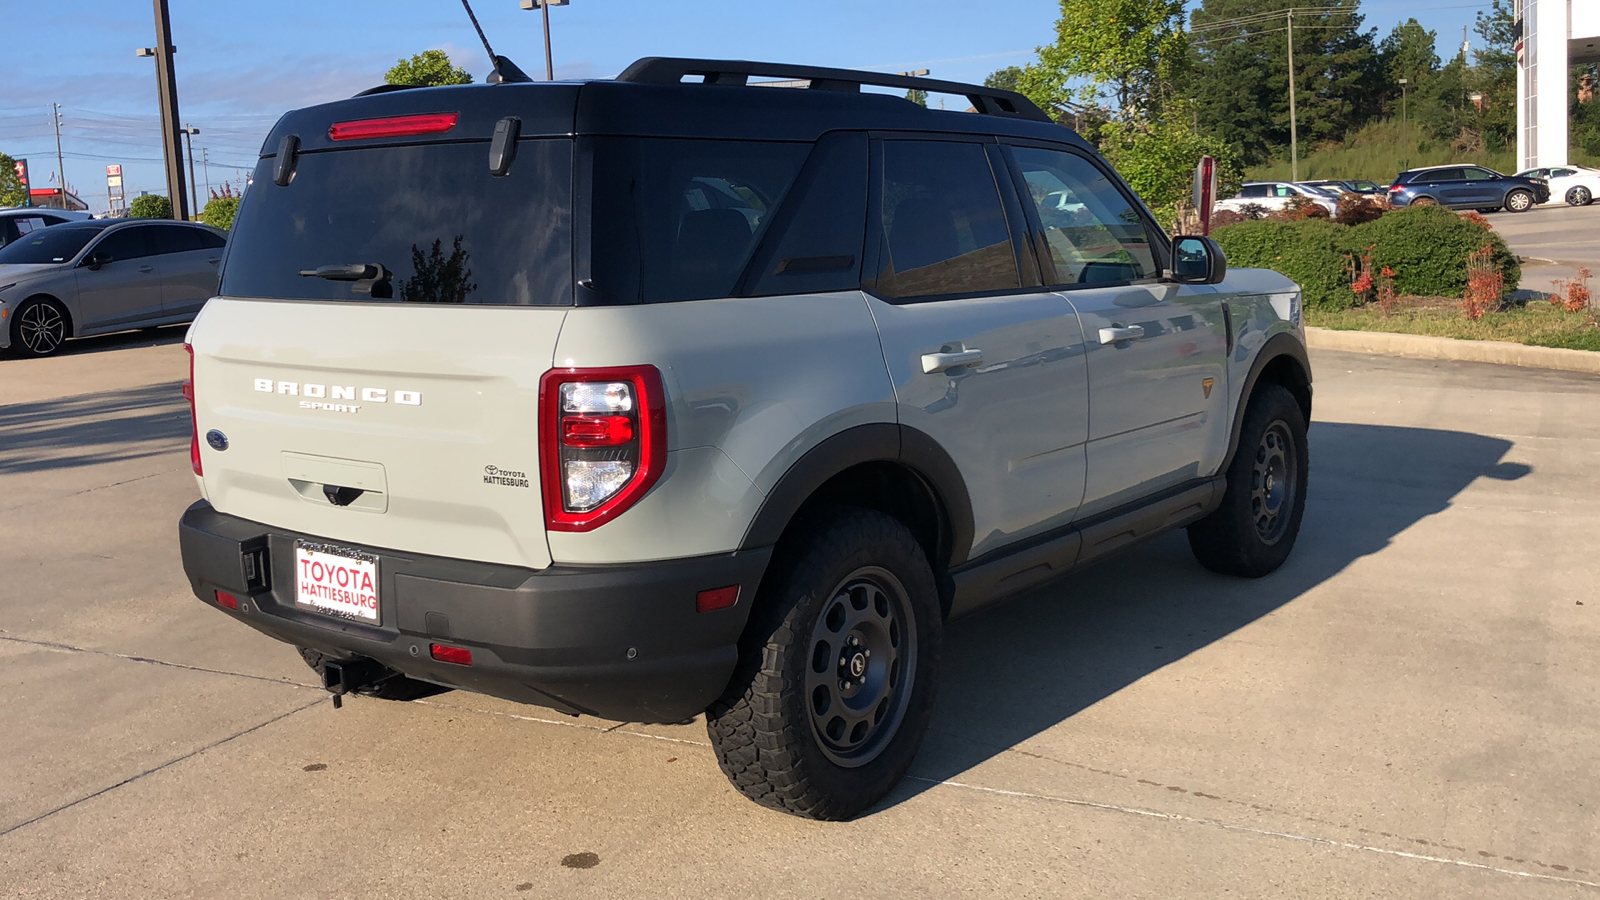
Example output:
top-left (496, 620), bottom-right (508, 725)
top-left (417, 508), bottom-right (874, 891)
top-left (298, 646), bottom-right (447, 701)
top-left (1505, 189), bottom-right (1535, 212)
top-left (1566, 186), bottom-right (1592, 206)
top-left (1409, 196), bottom-right (1437, 207)
top-left (1188, 384), bottom-right (1308, 578)
top-left (706, 507), bottom-right (941, 820)
top-left (8, 297), bottom-right (69, 358)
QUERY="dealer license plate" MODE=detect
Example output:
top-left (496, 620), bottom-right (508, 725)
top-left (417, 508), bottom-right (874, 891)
top-left (294, 542), bottom-right (380, 624)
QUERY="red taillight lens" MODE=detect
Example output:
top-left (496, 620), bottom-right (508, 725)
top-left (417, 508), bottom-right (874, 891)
top-left (214, 590), bottom-right (239, 610)
top-left (1388, 184), bottom-right (1404, 193)
top-left (183, 343), bottom-right (201, 476)
top-left (328, 112), bottom-right (459, 141)
top-left (539, 366), bottom-right (666, 532)
top-left (430, 643), bottom-right (473, 665)
top-left (561, 415), bottom-right (634, 447)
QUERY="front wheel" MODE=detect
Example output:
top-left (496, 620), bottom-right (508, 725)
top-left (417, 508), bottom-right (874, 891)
top-left (1188, 384), bottom-right (1308, 578)
top-left (8, 297), bottom-right (69, 358)
top-left (1505, 189), bottom-right (1535, 212)
top-left (1566, 186), bottom-right (1592, 206)
top-left (707, 508), bottom-right (941, 820)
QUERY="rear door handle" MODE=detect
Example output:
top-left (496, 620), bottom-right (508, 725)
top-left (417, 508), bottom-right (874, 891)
top-left (921, 348), bottom-right (984, 374)
top-left (138, 265), bottom-right (156, 274)
top-left (1098, 324), bottom-right (1145, 344)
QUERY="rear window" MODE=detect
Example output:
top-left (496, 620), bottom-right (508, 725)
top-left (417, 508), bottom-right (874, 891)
top-left (220, 140), bottom-right (573, 305)
top-left (584, 138), bottom-right (810, 305)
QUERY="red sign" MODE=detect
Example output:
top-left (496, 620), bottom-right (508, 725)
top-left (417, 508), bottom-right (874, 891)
top-left (106, 164), bottom-right (121, 177)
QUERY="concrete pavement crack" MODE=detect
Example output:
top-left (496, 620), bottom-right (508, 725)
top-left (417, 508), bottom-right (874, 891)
top-left (0, 633), bottom-right (320, 691)
top-left (0, 697), bottom-right (325, 839)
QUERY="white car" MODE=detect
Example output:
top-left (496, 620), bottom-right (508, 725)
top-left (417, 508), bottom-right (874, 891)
top-left (1214, 181), bottom-right (1338, 216)
top-left (1515, 165), bottom-right (1600, 206)
top-left (0, 207), bottom-right (93, 248)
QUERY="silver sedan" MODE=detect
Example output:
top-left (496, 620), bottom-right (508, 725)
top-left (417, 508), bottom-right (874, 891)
top-left (0, 218), bottom-right (226, 357)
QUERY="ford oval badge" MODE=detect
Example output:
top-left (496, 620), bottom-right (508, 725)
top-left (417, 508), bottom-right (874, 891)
top-left (205, 429), bottom-right (229, 451)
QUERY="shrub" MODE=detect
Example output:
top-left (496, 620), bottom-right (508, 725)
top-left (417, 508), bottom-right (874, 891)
top-left (199, 186), bottom-right (241, 230)
top-left (129, 194), bottom-right (172, 219)
top-left (1353, 205), bottom-right (1519, 299)
top-left (1334, 192), bottom-right (1386, 226)
top-left (1551, 267), bottom-right (1593, 312)
top-left (1273, 193), bottom-right (1330, 221)
top-left (1213, 218), bottom-right (1353, 309)
top-left (1463, 245), bottom-right (1502, 319)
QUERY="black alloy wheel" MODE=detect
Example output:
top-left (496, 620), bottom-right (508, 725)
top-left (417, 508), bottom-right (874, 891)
top-left (803, 566), bottom-right (917, 767)
top-left (1566, 186), bottom-right (1592, 207)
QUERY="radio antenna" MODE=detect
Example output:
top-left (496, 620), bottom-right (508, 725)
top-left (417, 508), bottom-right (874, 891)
top-left (458, 0), bottom-right (533, 84)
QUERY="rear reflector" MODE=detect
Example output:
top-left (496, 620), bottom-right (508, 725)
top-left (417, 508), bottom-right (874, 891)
top-left (214, 590), bottom-right (239, 610)
top-left (183, 344), bottom-right (201, 476)
top-left (329, 112), bottom-right (459, 141)
top-left (696, 585), bottom-right (740, 613)
top-left (430, 643), bottom-right (473, 665)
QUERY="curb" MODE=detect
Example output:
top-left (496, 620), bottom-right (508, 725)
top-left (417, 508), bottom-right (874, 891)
top-left (1306, 327), bottom-right (1600, 376)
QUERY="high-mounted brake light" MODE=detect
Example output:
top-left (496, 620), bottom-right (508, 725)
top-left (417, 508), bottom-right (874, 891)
top-left (328, 112), bottom-right (459, 141)
top-left (539, 366), bottom-right (666, 532)
top-left (183, 343), bottom-right (201, 476)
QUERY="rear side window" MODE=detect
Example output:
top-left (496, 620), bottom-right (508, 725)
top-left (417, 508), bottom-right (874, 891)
top-left (584, 138), bottom-right (809, 304)
top-left (871, 140), bottom-right (1019, 300)
top-left (221, 140), bottom-right (573, 305)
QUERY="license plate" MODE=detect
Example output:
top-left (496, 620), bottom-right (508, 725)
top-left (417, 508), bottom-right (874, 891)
top-left (294, 542), bottom-right (380, 624)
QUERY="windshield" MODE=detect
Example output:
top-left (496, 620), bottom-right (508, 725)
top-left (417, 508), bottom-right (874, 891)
top-left (0, 224), bottom-right (105, 264)
top-left (220, 139), bottom-right (573, 305)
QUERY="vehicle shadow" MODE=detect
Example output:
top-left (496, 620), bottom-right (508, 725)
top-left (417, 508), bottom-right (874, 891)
top-left (49, 324), bottom-right (189, 357)
top-left (889, 421), bottom-right (1529, 810)
top-left (0, 381), bottom-right (188, 475)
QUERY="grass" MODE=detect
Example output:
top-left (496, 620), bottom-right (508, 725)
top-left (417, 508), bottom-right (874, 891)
top-left (1246, 118), bottom-right (1600, 183)
top-left (1307, 295), bottom-right (1600, 351)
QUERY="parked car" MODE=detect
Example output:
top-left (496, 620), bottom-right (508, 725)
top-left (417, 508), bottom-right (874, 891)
top-left (1214, 181), bottom-right (1338, 216)
top-left (0, 218), bottom-right (226, 357)
top-left (0, 207), bottom-right (93, 248)
top-left (1303, 179), bottom-right (1382, 196)
top-left (1388, 165), bottom-right (1549, 212)
top-left (176, 56), bottom-right (1311, 821)
top-left (1515, 164), bottom-right (1600, 206)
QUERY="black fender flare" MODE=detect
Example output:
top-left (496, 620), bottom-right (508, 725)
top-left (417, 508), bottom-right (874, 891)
top-left (738, 423), bottom-right (976, 569)
top-left (1224, 331), bottom-right (1312, 467)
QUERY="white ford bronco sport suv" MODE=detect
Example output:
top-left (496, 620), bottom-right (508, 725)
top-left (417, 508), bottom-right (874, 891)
top-left (178, 58), bottom-right (1311, 820)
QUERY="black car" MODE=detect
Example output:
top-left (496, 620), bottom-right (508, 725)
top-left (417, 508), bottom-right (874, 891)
top-left (1388, 165), bottom-right (1550, 212)
top-left (1305, 179), bottom-right (1383, 196)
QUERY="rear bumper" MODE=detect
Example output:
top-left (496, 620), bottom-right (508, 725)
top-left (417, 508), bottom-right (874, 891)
top-left (177, 500), bottom-right (771, 723)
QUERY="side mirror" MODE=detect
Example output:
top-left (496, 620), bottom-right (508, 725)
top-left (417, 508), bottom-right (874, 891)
top-left (1169, 235), bottom-right (1226, 285)
top-left (84, 254), bottom-right (110, 271)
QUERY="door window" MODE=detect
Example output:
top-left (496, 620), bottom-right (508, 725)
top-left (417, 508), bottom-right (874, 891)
top-left (1010, 145), bottom-right (1157, 287)
top-left (872, 140), bottom-right (1019, 300)
top-left (1239, 185), bottom-right (1269, 199)
top-left (87, 226), bottom-right (153, 264)
top-left (1551, 168), bottom-right (1577, 178)
top-left (1271, 184), bottom-right (1297, 198)
top-left (1427, 169), bottom-right (1463, 182)
top-left (1460, 168), bottom-right (1494, 181)
top-left (149, 224), bottom-right (210, 255)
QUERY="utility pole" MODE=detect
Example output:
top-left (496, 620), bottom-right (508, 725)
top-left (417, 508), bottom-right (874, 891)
top-left (1287, 9), bottom-right (1299, 182)
top-left (181, 124), bottom-right (199, 217)
top-left (142, 0), bottom-right (189, 220)
top-left (51, 103), bottom-right (67, 210)
top-left (202, 147), bottom-right (210, 198)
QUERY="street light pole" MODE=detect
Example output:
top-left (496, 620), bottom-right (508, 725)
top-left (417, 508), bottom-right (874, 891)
top-left (181, 125), bottom-right (199, 217)
top-left (1286, 9), bottom-right (1299, 182)
top-left (1398, 77), bottom-right (1409, 171)
top-left (139, 0), bottom-right (188, 220)
top-left (519, 0), bottom-right (568, 81)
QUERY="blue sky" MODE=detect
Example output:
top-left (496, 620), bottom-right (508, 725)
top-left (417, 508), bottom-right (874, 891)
top-left (3, 0), bottom-right (1486, 214)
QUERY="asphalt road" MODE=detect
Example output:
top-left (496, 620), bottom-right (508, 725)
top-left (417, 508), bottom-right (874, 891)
top-left (1489, 201), bottom-right (1600, 298)
top-left (3, 332), bottom-right (1599, 898)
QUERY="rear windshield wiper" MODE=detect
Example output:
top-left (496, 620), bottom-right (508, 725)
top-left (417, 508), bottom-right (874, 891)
top-left (298, 263), bottom-right (392, 298)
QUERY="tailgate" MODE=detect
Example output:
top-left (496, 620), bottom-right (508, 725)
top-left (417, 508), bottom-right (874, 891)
top-left (190, 297), bottom-right (564, 570)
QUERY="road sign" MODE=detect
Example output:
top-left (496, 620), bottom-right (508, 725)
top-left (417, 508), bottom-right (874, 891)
top-left (14, 158), bottom-right (31, 207)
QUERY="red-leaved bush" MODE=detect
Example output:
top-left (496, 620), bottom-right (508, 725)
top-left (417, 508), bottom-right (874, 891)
top-left (1551, 267), bottom-right (1594, 312)
top-left (1463, 244), bottom-right (1504, 319)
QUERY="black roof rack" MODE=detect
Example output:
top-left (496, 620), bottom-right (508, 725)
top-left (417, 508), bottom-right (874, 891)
top-left (616, 57), bottom-right (1052, 123)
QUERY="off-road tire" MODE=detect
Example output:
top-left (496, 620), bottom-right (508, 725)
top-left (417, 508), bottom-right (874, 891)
top-left (1505, 189), bottom-right (1535, 212)
top-left (1566, 186), bottom-right (1592, 207)
top-left (298, 646), bottom-right (447, 701)
top-left (1187, 383), bottom-right (1308, 578)
top-left (8, 297), bottom-right (70, 358)
top-left (706, 507), bottom-right (941, 821)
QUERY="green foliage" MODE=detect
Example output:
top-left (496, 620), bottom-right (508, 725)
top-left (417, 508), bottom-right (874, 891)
top-left (983, 67), bottom-right (1023, 93)
top-left (1214, 205), bottom-right (1519, 309)
top-left (0, 151), bottom-right (25, 207)
top-left (200, 195), bottom-right (241, 230)
top-left (1019, 0), bottom-right (1188, 119)
top-left (1470, 0), bottom-right (1517, 151)
top-left (1572, 65), bottom-right (1600, 158)
top-left (905, 88), bottom-right (928, 108)
top-left (385, 49), bottom-right (472, 87)
top-left (1097, 108), bottom-right (1243, 226)
top-left (1379, 19), bottom-right (1438, 86)
top-left (129, 194), bottom-right (172, 219)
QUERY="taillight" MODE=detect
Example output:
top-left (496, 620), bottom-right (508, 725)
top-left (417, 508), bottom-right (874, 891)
top-left (539, 366), bottom-right (666, 532)
top-left (183, 343), bottom-right (201, 476)
top-left (1388, 184), bottom-right (1404, 193)
top-left (328, 113), bottom-right (459, 141)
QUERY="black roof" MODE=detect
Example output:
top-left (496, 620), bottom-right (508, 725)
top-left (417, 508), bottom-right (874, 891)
top-left (261, 57), bottom-right (1088, 157)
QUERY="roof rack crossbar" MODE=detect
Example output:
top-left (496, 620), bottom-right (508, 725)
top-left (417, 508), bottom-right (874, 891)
top-left (615, 57), bottom-right (1052, 123)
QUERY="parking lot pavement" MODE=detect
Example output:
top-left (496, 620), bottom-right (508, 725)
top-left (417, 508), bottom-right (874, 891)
top-left (2, 341), bottom-right (1598, 898)
top-left (1490, 202), bottom-right (1600, 297)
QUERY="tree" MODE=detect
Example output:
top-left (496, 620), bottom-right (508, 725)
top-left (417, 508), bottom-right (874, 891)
top-left (983, 66), bottom-right (1024, 93)
top-left (1470, 0), bottom-right (1517, 150)
top-left (130, 194), bottom-right (172, 219)
top-left (905, 88), bottom-right (928, 108)
top-left (0, 152), bottom-right (26, 207)
top-left (385, 49), bottom-right (472, 87)
top-left (199, 184), bottom-right (241, 230)
top-left (1099, 105), bottom-right (1244, 226)
top-left (1379, 19), bottom-right (1439, 87)
top-left (1019, 0), bottom-right (1189, 121)
top-left (1189, 0), bottom-right (1383, 164)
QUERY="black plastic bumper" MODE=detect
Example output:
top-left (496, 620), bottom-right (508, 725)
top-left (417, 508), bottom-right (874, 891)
top-left (177, 500), bottom-right (771, 723)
